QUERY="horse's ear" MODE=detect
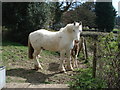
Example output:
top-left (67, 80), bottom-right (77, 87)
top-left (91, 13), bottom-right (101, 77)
top-left (79, 21), bottom-right (82, 25)
top-left (73, 22), bottom-right (76, 26)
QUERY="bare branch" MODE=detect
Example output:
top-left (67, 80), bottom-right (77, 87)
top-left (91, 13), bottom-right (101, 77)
top-left (61, 1), bottom-right (73, 13)
top-left (59, 2), bottom-right (64, 7)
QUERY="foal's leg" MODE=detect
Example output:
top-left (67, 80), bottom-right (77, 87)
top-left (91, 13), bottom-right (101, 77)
top-left (71, 56), bottom-right (75, 68)
top-left (72, 56), bottom-right (78, 68)
top-left (33, 50), bottom-right (43, 70)
top-left (59, 51), bottom-right (66, 73)
top-left (71, 55), bottom-right (76, 68)
top-left (75, 55), bottom-right (78, 68)
top-left (75, 48), bottom-right (79, 68)
top-left (66, 50), bottom-right (74, 71)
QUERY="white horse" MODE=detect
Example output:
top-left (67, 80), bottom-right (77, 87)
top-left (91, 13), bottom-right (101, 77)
top-left (28, 22), bottom-right (82, 73)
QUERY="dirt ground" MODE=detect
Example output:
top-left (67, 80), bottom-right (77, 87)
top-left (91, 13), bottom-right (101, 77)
top-left (6, 53), bottom-right (86, 84)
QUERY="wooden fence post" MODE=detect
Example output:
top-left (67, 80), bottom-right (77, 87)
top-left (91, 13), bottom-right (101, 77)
top-left (84, 38), bottom-right (88, 63)
top-left (78, 36), bottom-right (88, 63)
top-left (92, 37), bottom-right (97, 78)
top-left (117, 32), bottom-right (120, 87)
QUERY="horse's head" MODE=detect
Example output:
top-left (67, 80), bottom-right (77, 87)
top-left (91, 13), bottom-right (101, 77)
top-left (66, 21), bottom-right (82, 42)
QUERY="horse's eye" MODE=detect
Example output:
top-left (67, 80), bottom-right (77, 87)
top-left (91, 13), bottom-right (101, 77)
top-left (73, 30), bottom-right (75, 32)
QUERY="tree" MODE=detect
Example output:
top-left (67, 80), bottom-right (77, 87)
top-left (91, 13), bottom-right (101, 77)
top-left (115, 16), bottom-right (120, 28)
top-left (62, 2), bottom-right (96, 28)
top-left (2, 2), bottom-right (53, 45)
top-left (95, 2), bottom-right (116, 32)
top-left (2, 3), bottom-right (29, 31)
top-left (49, 1), bottom-right (74, 30)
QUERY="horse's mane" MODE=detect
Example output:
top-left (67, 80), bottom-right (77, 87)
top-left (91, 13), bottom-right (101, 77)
top-left (59, 23), bottom-right (73, 32)
top-left (59, 22), bottom-right (81, 33)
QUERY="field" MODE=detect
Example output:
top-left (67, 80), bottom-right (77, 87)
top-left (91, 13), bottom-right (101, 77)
top-left (2, 32), bottom-right (119, 88)
top-left (2, 41), bottom-right (86, 84)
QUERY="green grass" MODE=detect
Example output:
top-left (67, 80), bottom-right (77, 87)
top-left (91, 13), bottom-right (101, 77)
top-left (113, 28), bottom-right (120, 31)
top-left (2, 41), bottom-right (59, 68)
top-left (69, 68), bottom-right (107, 89)
top-left (1, 41), bottom-right (88, 84)
top-left (2, 41), bottom-right (60, 83)
top-left (2, 42), bottom-right (28, 61)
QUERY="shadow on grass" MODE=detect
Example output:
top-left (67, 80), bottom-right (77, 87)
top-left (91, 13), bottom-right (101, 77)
top-left (2, 41), bottom-right (24, 46)
top-left (7, 68), bottom-right (61, 84)
top-left (48, 62), bottom-right (60, 72)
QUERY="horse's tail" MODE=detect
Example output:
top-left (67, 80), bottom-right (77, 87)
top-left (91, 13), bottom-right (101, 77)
top-left (28, 37), bottom-right (34, 59)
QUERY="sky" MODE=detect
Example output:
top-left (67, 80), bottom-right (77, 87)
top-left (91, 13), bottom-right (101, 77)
top-left (58, 0), bottom-right (120, 16)
top-left (1, 0), bottom-right (120, 15)
top-left (112, 0), bottom-right (120, 16)
top-left (112, 0), bottom-right (119, 11)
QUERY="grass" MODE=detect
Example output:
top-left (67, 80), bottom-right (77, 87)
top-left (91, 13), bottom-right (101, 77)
top-left (113, 28), bottom-right (120, 31)
top-left (2, 41), bottom-right (61, 83)
top-left (2, 42), bottom-right (28, 64)
top-left (2, 41), bottom-right (86, 84)
top-left (2, 41), bottom-right (59, 69)
top-left (69, 68), bottom-right (107, 89)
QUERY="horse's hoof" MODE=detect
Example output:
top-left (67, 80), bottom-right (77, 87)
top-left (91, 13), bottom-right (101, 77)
top-left (34, 65), bottom-right (39, 71)
top-left (59, 70), bottom-right (67, 73)
top-left (38, 55), bottom-right (42, 58)
top-left (34, 65), bottom-right (43, 70)
top-left (67, 67), bottom-right (74, 71)
top-left (59, 68), bottom-right (67, 73)
top-left (64, 71), bottom-right (67, 73)
top-left (76, 65), bottom-right (79, 68)
top-left (73, 65), bottom-right (76, 68)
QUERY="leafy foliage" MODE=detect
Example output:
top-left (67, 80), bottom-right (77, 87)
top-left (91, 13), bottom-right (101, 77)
top-left (69, 68), bottom-right (107, 89)
top-left (2, 2), bottom-right (53, 45)
top-left (2, 2), bottom-right (75, 44)
top-left (49, 2), bottom-right (73, 30)
top-left (62, 2), bottom-right (96, 28)
top-left (97, 32), bottom-right (120, 88)
top-left (70, 32), bottom-right (120, 89)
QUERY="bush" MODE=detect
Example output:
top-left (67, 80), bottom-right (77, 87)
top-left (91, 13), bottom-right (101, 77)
top-left (69, 68), bottom-right (107, 89)
top-left (97, 32), bottom-right (120, 88)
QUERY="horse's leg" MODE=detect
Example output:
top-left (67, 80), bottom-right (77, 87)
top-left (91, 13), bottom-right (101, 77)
top-left (75, 55), bottom-right (78, 68)
top-left (33, 50), bottom-right (43, 70)
top-left (71, 55), bottom-right (76, 68)
top-left (66, 50), bottom-right (74, 71)
top-left (59, 51), bottom-right (66, 73)
top-left (71, 56), bottom-right (75, 68)
top-left (38, 55), bottom-right (42, 58)
top-left (71, 56), bottom-right (78, 68)
top-left (75, 47), bottom-right (79, 68)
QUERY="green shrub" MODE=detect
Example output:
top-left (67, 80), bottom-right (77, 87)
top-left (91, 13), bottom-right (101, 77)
top-left (69, 68), bottom-right (107, 89)
top-left (97, 32), bottom-right (120, 88)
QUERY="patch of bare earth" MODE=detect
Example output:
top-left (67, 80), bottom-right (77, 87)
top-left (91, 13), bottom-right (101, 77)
top-left (6, 52), bottom-right (86, 84)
